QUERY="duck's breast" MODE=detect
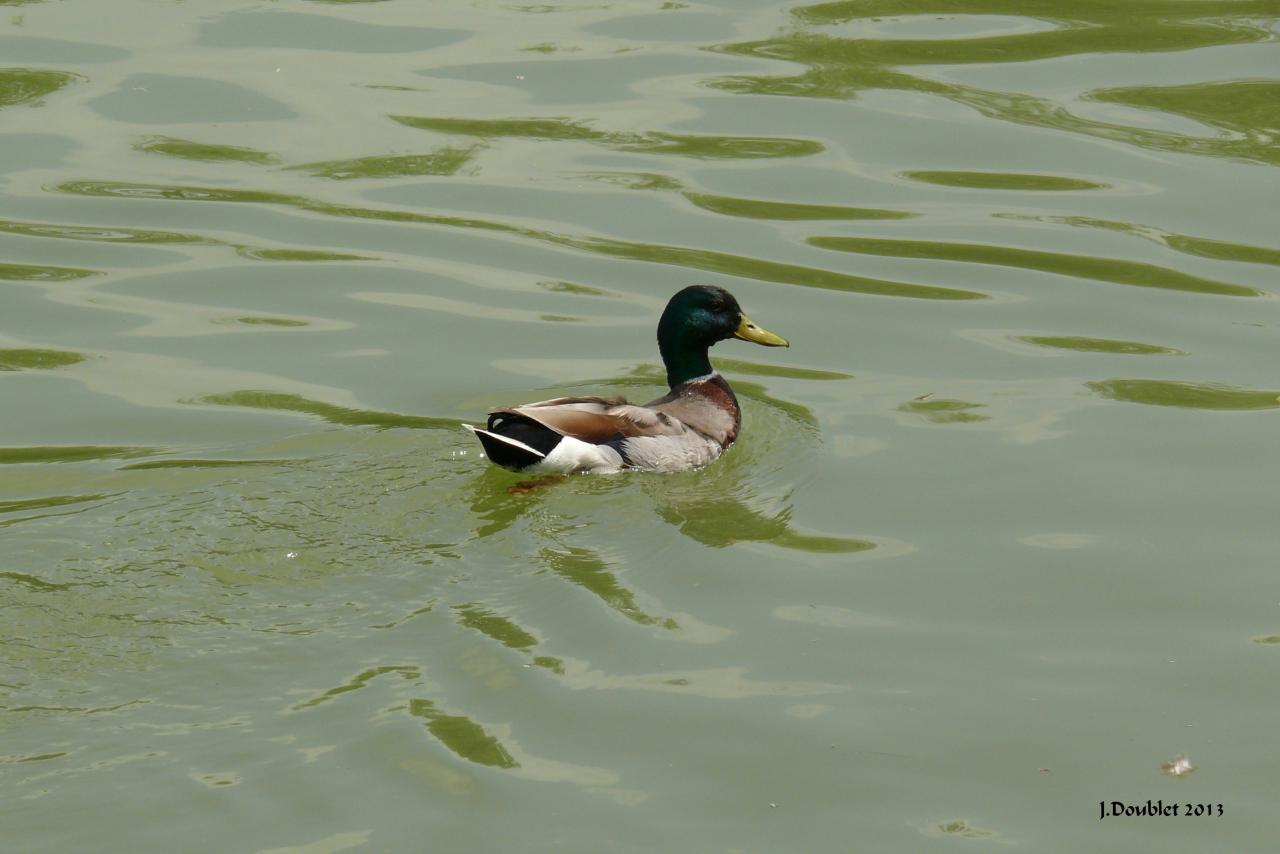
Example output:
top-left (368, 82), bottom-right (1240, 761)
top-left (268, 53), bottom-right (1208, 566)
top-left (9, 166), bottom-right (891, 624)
top-left (648, 375), bottom-right (741, 447)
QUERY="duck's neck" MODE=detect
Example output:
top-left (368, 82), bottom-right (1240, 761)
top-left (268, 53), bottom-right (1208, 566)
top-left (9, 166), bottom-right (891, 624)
top-left (660, 337), bottom-right (715, 388)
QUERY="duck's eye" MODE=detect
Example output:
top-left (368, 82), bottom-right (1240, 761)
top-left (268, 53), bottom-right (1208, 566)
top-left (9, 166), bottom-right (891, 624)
top-left (707, 299), bottom-right (725, 312)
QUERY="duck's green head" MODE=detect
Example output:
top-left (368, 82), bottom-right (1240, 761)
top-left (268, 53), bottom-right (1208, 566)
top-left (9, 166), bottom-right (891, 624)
top-left (657, 285), bottom-right (788, 387)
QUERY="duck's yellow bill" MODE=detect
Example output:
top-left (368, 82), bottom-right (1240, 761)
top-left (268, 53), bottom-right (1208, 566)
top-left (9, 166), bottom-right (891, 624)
top-left (734, 315), bottom-right (789, 348)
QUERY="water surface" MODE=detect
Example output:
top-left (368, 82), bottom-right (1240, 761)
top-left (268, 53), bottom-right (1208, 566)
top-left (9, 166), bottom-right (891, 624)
top-left (3, 1), bottom-right (1279, 851)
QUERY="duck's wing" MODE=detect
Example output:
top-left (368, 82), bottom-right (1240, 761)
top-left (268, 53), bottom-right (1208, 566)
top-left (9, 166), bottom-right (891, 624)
top-left (490, 395), bottom-right (686, 443)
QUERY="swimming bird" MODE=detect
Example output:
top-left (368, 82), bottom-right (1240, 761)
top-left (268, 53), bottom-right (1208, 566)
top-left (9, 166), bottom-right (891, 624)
top-left (465, 285), bottom-right (789, 474)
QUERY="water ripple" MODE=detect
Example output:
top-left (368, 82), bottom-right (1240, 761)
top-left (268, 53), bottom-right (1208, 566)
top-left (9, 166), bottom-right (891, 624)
top-left (710, 3), bottom-right (1279, 165)
top-left (808, 235), bottom-right (1261, 297)
top-left (391, 114), bottom-right (826, 160)
top-left (53, 180), bottom-right (986, 300)
top-left (1088, 379), bottom-right (1280, 409)
top-left (0, 68), bottom-right (83, 108)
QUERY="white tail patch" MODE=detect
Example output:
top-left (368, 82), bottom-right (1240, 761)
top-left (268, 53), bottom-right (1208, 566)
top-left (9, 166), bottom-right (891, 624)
top-left (540, 435), bottom-right (625, 473)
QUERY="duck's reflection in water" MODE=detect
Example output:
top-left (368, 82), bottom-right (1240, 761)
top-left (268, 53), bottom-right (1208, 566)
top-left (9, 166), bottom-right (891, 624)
top-left (470, 369), bottom-right (874, 552)
top-left (463, 372), bottom-right (876, 640)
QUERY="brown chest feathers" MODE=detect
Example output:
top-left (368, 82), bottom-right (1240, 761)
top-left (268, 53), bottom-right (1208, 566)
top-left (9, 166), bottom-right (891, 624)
top-left (647, 373), bottom-right (741, 447)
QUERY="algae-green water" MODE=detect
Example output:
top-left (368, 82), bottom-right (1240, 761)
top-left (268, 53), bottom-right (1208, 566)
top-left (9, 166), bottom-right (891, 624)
top-left (3, 2), bottom-right (1279, 851)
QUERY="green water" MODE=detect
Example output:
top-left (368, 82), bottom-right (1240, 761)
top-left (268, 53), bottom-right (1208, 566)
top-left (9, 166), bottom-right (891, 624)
top-left (3, 1), bottom-right (1278, 851)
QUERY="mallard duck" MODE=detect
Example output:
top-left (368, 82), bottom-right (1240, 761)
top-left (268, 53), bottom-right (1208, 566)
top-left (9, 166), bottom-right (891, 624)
top-left (465, 285), bottom-right (789, 474)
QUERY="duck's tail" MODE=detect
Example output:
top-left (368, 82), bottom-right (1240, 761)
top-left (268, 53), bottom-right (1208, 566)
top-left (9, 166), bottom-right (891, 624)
top-left (463, 424), bottom-right (546, 471)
